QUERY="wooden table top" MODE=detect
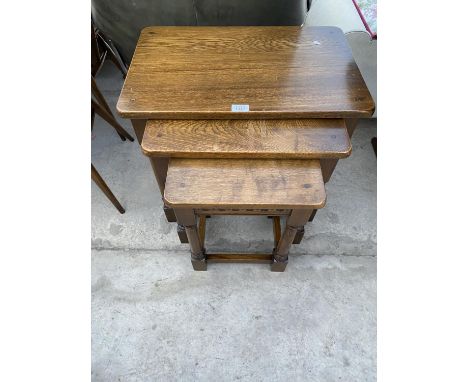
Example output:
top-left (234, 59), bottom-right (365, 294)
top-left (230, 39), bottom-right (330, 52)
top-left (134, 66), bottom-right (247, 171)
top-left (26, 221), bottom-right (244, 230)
top-left (117, 26), bottom-right (374, 120)
top-left (142, 119), bottom-right (351, 159)
top-left (164, 158), bottom-right (326, 209)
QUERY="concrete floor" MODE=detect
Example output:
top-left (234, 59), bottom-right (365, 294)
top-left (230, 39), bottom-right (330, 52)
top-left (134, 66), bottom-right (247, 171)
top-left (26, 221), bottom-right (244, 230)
top-left (92, 63), bottom-right (377, 381)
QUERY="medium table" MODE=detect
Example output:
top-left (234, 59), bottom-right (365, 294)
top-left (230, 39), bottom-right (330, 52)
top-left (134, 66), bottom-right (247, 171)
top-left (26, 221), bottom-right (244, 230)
top-left (117, 26), bottom-right (374, 270)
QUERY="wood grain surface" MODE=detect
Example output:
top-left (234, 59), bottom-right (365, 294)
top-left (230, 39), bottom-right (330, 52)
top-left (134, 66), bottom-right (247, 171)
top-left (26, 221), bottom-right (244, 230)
top-left (142, 119), bottom-right (351, 159)
top-left (117, 26), bottom-right (374, 119)
top-left (206, 253), bottom-right (273, 264)
top-left (164, 158), bottom-right (326, 209)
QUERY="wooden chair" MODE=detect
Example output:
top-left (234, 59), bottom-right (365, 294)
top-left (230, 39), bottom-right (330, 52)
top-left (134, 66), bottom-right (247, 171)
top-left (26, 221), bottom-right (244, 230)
top-left (163, 158), bottom-right (326, 271)
top-left (91, 19), bottom-right (133, 142)
top-left (90, 20), bottom-right (135, 213)
top-left (91, 109), bottom-right (130, 213)
top-left (91, 19), bottom-right (127, 78)
top-left (91, 91), bottom-right (132, 212)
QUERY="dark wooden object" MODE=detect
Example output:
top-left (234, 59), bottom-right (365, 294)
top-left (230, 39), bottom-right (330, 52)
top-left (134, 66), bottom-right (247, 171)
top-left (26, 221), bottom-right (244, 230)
top-left (272, 209), bottom-right (312, 271)
top-left (177, 224), bottom-right (188, 243)
top-left (91, 51), bottom-right (132, 213)
top-left (91, 164), bottom-right (125, 214)
top-left (207, 253), bottom-right (273, 264)
top-left (92, 20), bottom-right (128, 78)
top-left (91, 77), bottom-right (134, 142)
top-left (372, 137), bottom-right (377, 156)
top-left (92, 20), bottom-right (134, 142)
top-left (118, 26), bottom-right (374, 119)
top-left (174, 208), bottom-right (207, 271)
top-left (91, 98), bottom-right (134, 142)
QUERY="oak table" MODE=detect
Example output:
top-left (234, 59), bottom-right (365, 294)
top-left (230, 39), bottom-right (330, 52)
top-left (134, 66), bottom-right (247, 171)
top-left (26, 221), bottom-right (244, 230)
top-left (117, 26), bottom-right (374, 270)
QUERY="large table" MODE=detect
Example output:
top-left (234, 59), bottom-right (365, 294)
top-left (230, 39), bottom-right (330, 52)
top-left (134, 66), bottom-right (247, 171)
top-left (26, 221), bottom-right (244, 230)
top-left (117, 26), bottom-right (374, 268)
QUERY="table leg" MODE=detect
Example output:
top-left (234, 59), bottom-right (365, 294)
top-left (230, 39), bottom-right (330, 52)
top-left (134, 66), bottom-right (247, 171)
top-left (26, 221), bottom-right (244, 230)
top-left (132, 118), bottom-right (177, 224)
top-left (130, 119), bottom-right (146, 144)
top-left (177, 224), bottom-right (189, 243)
top-left (272, 209), bottom-right (312, 272)
top-left (292, 209), bottom-right (318, 244)
top-left (175, 208), bottom-right (207, 271)
top-left (292, 226), bottom-right (305, 244)
top-left (320, 118), bottom-right (358, 183)
top-left (308, 209), bottom-right (317, 222)
top-left (147, 157), bottom-right (177, 223)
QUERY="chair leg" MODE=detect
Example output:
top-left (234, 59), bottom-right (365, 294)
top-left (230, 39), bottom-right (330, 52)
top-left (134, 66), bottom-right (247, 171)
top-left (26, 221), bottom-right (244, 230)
top-left (91, 76), bottom-right (115, 117)
top-left (99, 34), bottom-right (128, 78)
top-left (272, 210), bottom-right (312, 272)
top-left (174, 208), bottom-right (207, 271)
top-left (91, 164), bottom-right (125, 214)
top-left (92, 99), bottom-right (134, 142)
top-left (91, 77), bottom-right (134, 141)
top-left (91, 105), bottom-right (96, 128)
top-left (95, 31), bottom-right (128, 77)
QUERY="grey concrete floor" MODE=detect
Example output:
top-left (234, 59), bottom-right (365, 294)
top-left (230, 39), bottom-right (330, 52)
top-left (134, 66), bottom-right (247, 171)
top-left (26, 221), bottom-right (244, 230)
top-left (92, 62), bottom-right (377, 381)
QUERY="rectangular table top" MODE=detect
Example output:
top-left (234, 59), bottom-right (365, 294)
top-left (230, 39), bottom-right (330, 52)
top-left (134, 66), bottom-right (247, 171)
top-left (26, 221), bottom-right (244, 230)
top-left (117, 26), bottom-right (374, 120)
top-left (164, 158), bottom-right (326, 209)
top-left (142, 119), bottom-right (351, 159)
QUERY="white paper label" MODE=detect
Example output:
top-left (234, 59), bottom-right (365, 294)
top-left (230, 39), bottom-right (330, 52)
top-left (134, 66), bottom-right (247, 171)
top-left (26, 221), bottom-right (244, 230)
top-left (231, 104), bottom-right (249, 112)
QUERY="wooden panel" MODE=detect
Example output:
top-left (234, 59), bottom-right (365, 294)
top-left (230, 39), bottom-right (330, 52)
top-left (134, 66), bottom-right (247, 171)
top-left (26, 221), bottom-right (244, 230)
top-left (117, 26), bottom-right (374, 119)
top-left (164, 158), bottom-right (326, 209)
top-left (206, 253), bottom-right (273, 264)
top-left (195, 208), bottom-right (291, 216)
top-left (142, 119), bottom-right (351, 159)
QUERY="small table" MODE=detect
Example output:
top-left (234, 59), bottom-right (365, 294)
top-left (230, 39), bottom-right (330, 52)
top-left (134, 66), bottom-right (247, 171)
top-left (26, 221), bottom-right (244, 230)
top-left (117, 26), bottom-right (374, 269)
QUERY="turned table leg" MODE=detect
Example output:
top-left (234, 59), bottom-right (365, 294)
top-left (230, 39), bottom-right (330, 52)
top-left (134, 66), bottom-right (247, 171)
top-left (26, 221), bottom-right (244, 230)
top-left (292, 209), bottom-right (318, 244)
top-left (272, 209), bottom-right (313, 272)
top-left (175, 208), bottom-right (207, 271)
